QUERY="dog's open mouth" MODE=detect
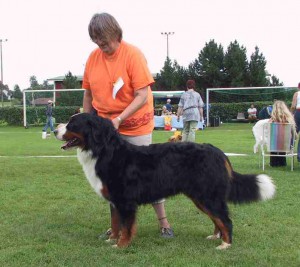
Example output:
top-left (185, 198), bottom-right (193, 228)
top-left (61, 137), bottom-right (81, 150)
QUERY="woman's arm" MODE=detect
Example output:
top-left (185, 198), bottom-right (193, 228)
top-left (112, 87), bottom-right (148, 129)
top-left (291, 92), bottom-right (297, 112)
top-left (199, 107), bottom-right (204, 121)
top-left (83, 90), bottom-right (93, 113)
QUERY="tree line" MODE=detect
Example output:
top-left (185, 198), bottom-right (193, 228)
top-left (152, 39), bottom-right (282, 95)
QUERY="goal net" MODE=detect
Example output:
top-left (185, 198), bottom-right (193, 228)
top-left (206, 86), bottom-right (297, 125)
top-left (23, 88), bottom-right (85, 127)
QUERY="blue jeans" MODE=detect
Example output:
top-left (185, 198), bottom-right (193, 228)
top-left (43, 116), bottom-right (54, 132)
top-left (294, 110), bottom-right (300, 161)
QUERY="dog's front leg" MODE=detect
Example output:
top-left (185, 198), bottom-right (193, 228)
top-left (114, 211), bottom-right (137, 248)
top-left (107, 204), bottom-right (120, 242)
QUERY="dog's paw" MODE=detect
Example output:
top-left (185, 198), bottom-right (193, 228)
top-left (105, 238), bottom-right (117, 244)
top-left (216, 241), bottom-right (231, 250)
top-left (206, 232), bottom-right (221, 240)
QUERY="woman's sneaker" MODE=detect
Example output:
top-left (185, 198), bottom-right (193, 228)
top-left (160, 227), bottom-right (174, 238)
top-left (98, 228), bottom-right (112, 240)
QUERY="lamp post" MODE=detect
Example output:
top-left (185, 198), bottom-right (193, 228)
top-left (0, 39), bottom-right (8, 107)
top-left (161, 32), bottom-right (174, 59)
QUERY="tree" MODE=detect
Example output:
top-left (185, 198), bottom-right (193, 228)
top-left (42, 80), bottom-right (54, 90)
top-left (29, 76), bottom-right (40, 90)
top-left (0, 81), bottom-right (9, 102)
top-left (62, 71), bottom-right (81, 89)
top-left (12, 85), bottom-right (23, 100)
top-left (268, 75), bottom-right (283, 86)
top-left (224, 40), bottom-right (248, 87)
top-left (248, 46), bottom-right (268, 86)
top-left (172, 60), bottom-right (189, 90)
top-left (153, 58), bottom-right (186, 91)
top-left (58, 71), bottom-right (83, 106)
top-left (189, 40), bottom-right (225, 90)
top-left (26, 76), bottom-right (53, 100)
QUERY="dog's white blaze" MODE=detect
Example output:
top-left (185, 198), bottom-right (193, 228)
top-left (77, 149), bottom-right (103, 197)
top-left (55, 124), bottom-right (67, 141)
top-left (256, 174), bottom-right (276, 200)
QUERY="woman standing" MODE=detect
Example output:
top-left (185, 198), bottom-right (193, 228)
top-left (291, 82), bottom-right (300, 162)
top-left (176, 80), bottom-right (204, 142)
top-left (82, 13), bottom-right (173, 239)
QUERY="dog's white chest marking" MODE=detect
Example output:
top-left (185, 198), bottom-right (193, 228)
top-left (77, 149), bottom-right (103, 197)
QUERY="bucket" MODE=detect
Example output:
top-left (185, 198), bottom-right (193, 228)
top-left (42, 132), bottom-right (47, 139)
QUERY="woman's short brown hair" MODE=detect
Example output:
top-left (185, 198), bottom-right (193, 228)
top-left (186, 80), bottom-right (196, 89)
top-left (88, 13), bottom-right (123, 42)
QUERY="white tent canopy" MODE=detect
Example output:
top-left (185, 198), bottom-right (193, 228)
top-left (152, 91), bottom-right (184, 99)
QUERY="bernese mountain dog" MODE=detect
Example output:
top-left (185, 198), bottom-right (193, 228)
top-left (54, 113), bottom-right (275, 249)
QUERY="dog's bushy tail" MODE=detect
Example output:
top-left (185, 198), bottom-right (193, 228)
top-left (228, 171), bottom-right (276, 204)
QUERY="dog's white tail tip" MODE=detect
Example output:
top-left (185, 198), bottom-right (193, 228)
top-left (257, 174), bottom-right (276, 200)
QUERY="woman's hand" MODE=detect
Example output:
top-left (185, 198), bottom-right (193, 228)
top-left (112, 117), bottom-right (122, 129)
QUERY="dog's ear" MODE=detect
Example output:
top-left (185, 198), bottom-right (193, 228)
top-left (88, 116), bottom-right (116, 148)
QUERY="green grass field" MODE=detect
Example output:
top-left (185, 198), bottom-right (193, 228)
top-left (0, 124), bottom-right (299, 267)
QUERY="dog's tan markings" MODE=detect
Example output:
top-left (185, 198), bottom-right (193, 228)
top-left (213, 217), bottom-right (231, 246)
top-left (117, 217), bottom-right (137, 248)
top-left (109, 206), bottom-right (121, 241)
top-left (225, 159), bottom-right (233, 180)
top-left (100, 185), bottom-right (110, 200)
top-left (193, 202), bottom-right (221, 239)
top-left (191, 200), bottom-right (231, 249)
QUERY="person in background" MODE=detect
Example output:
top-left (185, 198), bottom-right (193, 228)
top-left (291, 82), bottom-right (300, 162)
top-left (161, 105), bottom-right (172, 116)
top-left (165, 99), bottom-right (172, 113)
top-left (269, 100), bottom-right (296, 167)
top-left (258, 104), bottom-right (273, 120)
top-left (247, 103), bottom-right (257, 122)
top-left (176, 80), bottom-right (204, 142)
top-left (82, 12), bottom-right (174, 239)
top-left (42, 100), bottom-right (54, 133)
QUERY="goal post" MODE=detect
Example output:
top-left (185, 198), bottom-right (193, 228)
top-left (23, 88), bottom-right (85, 127)
top-left (206, 86), bottom-right (297, 126)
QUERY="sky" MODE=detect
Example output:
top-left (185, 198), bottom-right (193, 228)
top-left (1, 0), bottom-right (299, 90)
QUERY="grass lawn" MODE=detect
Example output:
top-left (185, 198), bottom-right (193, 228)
top-left (0, 123), bottom-right (299, 267)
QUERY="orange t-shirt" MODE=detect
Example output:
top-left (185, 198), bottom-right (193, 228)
top-left (82, 41), bottom-right (154, 136)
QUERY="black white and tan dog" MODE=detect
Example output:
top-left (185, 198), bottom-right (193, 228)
top-left (54, 113), bottom-right (275, 249)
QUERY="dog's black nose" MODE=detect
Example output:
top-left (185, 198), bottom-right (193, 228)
top-left (53, 129), bottom-right (58, 136)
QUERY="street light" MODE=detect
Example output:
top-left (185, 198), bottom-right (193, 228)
top-left (161, 32), bottom-right (175, 59)
top-left (0, 39), bottom-right (8, 107)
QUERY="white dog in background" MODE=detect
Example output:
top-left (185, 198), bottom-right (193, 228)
top-left (252, 119), bottom-right (270, 153)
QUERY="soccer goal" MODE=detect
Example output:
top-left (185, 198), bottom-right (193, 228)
top-left (205, 86), bottom-right (297, 126)
top-left (23, 88), bottom-right (85, 128)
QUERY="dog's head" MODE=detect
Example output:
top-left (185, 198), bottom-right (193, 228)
top-left (168, 134), bottom-right (182, 143)
top-left (54, 113), bottom-right (115, 151)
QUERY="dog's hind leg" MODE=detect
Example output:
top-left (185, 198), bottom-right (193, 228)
top-left (191, 200), bottom-right (221, 240)
top-left (192, 199), bottom-right (232, 250)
